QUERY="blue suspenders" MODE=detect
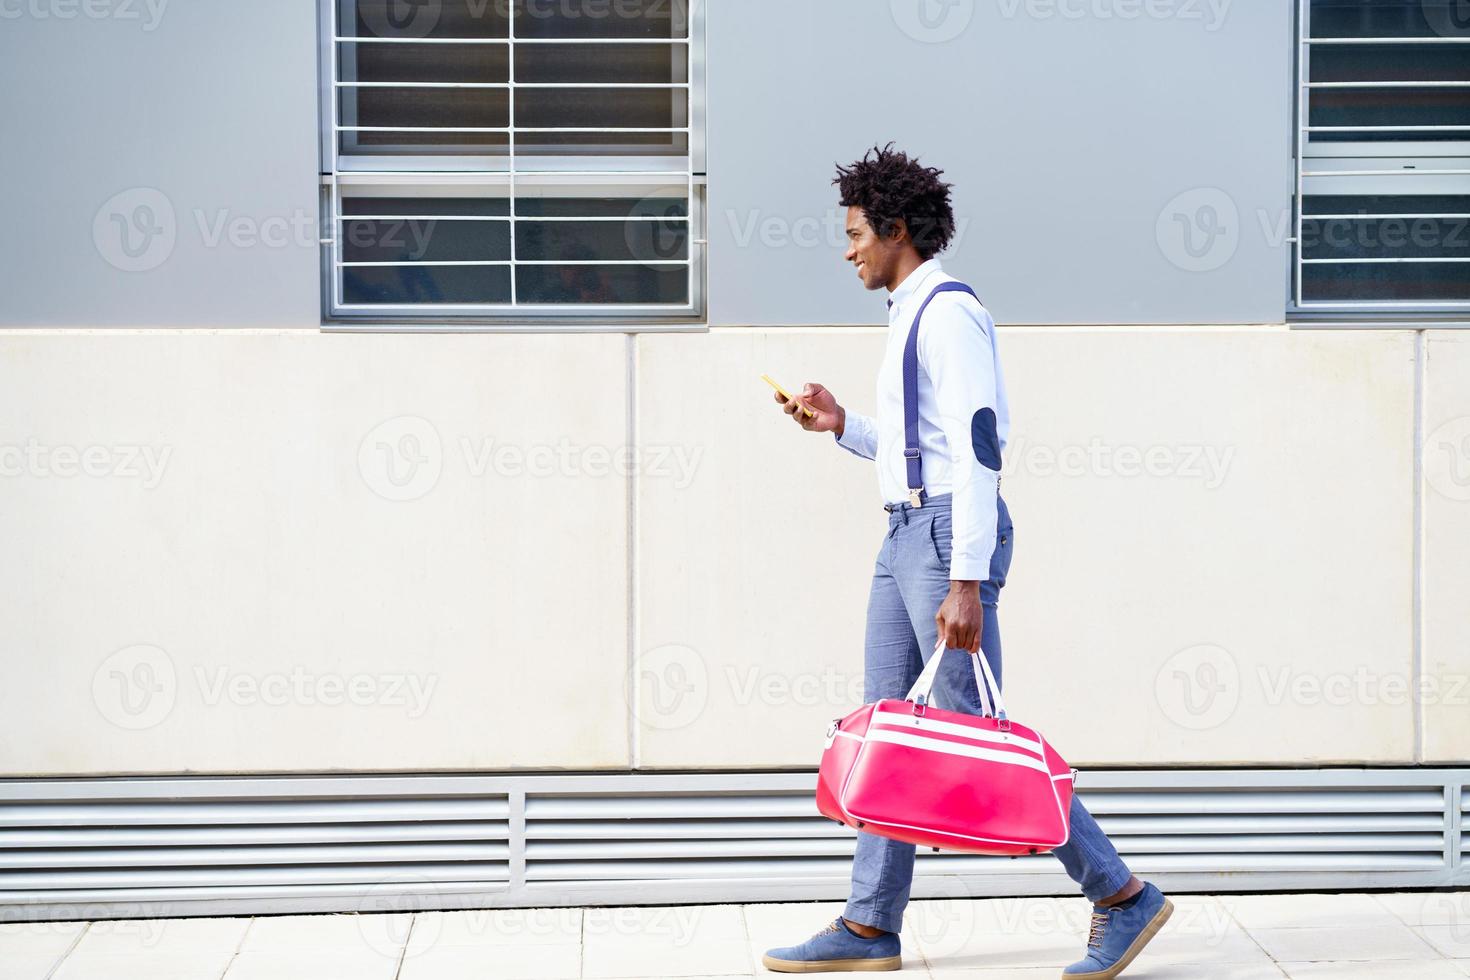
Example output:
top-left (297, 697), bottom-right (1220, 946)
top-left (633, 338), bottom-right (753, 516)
top-left (902, 281), bottom-right (980, 508)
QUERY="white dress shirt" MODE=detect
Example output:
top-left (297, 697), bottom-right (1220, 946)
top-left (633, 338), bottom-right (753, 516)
top-left (835, 258), bottom-right (1009, 581)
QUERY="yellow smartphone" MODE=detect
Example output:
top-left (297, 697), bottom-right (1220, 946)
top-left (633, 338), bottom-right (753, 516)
top-left (761, 374), bottom-right (815, 418)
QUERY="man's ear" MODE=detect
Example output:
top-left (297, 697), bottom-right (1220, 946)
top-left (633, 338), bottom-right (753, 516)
top-left (886, 218), bottom-right (911, 247)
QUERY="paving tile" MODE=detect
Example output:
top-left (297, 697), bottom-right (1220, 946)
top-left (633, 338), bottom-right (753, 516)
top-left (53, 949), bottom-right (236, 980)
top-left (1375, 892), bottom-right (1470, 929)
top-left (222, 947), bottom-right (403, 980)
top-left (70, 916), bottom-right (249, 955)
top-left (910, 897), bottom-right (1080, 970)
top-left (406, 907), bottom-right (582, 951)
top-left (1417, 924), bottom-right (1470, 959)
top-left (237, 911), bottom-right (413, 954)
top-left (582, 904), bottom-right (747, 945)
top-left (1223, 893), bottom-right (1398, 931)
top-left (0, 919), bottom-right (87, 958)
top-left (1281, 961), bottom-right (1468, 979)
top-left (397, 942), bottom-right (583, 980)
top-left (937, 967), bottom-right (1287, 980)
top-left (1246, 924), bottom-right (1440, 962)
top-left (580, 905), bottom-right (751, 978)
top-left (0, 952), bottom-right (72, 980)
top-left (586, 938), bottom-right (752, 978)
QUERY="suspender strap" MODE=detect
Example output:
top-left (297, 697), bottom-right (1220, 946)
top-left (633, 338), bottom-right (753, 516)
top-left (902, 281), bottom-right (980, 507)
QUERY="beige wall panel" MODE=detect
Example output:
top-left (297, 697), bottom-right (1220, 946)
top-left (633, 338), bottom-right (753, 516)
top-left (1422, 331), bottom-right (1470, 764)
top-left (0, 332), bottom-right (630, 775)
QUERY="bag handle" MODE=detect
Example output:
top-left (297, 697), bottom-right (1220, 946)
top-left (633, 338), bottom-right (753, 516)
top-left (905, 638), bottom-right (1008, 727)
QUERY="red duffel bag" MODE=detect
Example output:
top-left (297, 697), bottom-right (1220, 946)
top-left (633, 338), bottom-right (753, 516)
top-left (816, 640), bottom-right (1077, 856)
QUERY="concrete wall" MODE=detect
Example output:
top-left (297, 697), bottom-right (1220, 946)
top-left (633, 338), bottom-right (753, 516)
top-left (707, 0), bottom-right (1292, 325)
top-left (3, 325), bottom-right (1460, 775)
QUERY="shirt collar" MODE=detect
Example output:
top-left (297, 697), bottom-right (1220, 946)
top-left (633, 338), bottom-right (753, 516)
top-left (886, 258), bottom-right (943, 312)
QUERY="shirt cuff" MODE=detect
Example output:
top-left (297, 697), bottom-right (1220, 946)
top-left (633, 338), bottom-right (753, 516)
top-left (949, 557), bottom-right (987, 582)
top-left (833, 413), bottom-right (875, 459)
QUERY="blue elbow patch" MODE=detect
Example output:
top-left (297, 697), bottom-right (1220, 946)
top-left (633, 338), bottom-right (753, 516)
top-left (971, 408), bottom-right (1001, 471)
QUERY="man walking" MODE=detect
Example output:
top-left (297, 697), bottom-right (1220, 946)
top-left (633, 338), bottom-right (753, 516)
top-left (762, 145), bottom-right (1172, 979)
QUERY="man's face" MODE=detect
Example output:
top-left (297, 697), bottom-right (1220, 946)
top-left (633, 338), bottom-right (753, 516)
top-left (844, 205), bottom-right (902, 291)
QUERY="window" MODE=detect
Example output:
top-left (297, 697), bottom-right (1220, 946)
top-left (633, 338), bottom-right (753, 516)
top-left (320, 0), bottom-right (704, 324)
top-left (1294, 0), bottom-right (1470, 315)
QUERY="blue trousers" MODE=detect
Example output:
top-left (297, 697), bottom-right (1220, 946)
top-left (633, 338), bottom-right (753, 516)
top-left (843, 493), bottom-right (1133, 934)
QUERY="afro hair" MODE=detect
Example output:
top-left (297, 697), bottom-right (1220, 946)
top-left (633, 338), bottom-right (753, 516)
top-left (834, 143), bottom-right (956, 260)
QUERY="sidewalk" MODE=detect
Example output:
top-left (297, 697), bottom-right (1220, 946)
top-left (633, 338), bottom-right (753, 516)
top-left (3, 891), bottom-right (1468, 980)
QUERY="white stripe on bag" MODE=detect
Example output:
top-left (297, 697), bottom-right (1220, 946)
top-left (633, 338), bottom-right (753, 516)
top-left (870, 709), bottom-right (1045, 756)
top-left (861, 728), bottom-right (1053, 775)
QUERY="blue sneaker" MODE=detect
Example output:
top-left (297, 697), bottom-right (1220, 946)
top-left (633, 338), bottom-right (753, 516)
top-left (1063, 882), bottom-right (1173, 979)
top-left (761, 917), bottom-right (902, 973)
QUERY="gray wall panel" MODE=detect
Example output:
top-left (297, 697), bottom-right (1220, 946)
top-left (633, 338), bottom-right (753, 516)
top-left (707, 0), bottom-right (1292, 325)
top-left (0, 1), bottom-right (320, 327)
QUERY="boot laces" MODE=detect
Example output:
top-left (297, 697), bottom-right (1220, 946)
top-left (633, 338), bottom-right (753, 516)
top-left (1087, 909), bottom-right (1109, 949)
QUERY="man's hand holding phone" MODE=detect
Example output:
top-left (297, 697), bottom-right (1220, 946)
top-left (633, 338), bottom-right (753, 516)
top-left (767, 377), bottom-right (845, 436)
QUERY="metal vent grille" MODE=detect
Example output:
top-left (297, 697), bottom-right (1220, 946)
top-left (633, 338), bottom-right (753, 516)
top-left (0, 777), bottom-right (511, 917)
top-left (524, 790), bottom-right (856, 882)
top-left (0, 769), bottom-right (1463, 922)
